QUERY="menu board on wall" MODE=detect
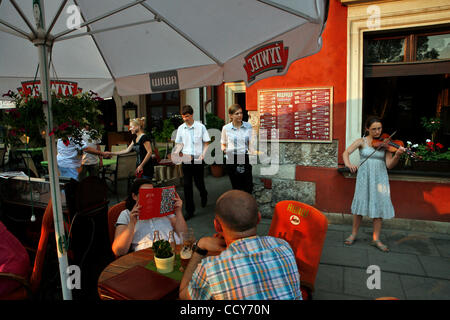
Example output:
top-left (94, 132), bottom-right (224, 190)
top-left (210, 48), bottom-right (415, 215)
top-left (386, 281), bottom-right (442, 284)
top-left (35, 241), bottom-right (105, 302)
top-left (258, 87), bottom-right (333, 142)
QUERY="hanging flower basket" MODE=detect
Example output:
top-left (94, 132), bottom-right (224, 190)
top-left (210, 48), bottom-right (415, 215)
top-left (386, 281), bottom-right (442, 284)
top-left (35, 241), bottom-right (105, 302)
top-left (0, 89), bottom-right (104, 147)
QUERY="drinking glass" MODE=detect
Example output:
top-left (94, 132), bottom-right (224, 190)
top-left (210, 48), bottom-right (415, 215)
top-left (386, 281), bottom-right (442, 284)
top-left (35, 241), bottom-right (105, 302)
top-left (180, 228), bottom-right (195, 268)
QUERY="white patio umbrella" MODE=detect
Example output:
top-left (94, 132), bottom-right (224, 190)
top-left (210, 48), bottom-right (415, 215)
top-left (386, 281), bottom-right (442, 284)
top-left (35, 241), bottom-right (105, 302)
top-left (0, 0), bottom-right (328, 300)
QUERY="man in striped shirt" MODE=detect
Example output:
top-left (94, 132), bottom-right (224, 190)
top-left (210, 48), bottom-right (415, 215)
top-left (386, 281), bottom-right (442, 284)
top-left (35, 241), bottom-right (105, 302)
top-left (179, 190), bottom-right (302, 300)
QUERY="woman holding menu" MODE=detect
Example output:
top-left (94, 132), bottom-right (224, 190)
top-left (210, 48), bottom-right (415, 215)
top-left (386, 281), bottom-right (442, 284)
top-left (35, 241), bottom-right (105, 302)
top-left (112, 179), bottom-right (187, 257)
top-left (221, 104), bottom-right (254, 194)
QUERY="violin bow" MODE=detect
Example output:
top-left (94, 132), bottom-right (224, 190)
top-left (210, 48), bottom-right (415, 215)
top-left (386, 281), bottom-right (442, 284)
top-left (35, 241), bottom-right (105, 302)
top-left (358, 131), bottom-right (397, 168)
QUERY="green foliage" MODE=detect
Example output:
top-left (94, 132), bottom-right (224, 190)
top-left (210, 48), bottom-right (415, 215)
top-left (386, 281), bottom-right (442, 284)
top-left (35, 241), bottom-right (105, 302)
top-left (420, 117), bottom-right (441, 135)
top-left (413, 142), bottom-right (450, 161)
top-left (152, 115), bottom-right (183, 143)
top-left (0, 90), bottom-right (104, 147)
top-left (205, 112), bottom-right (225, 131)
top-left (152, 239), bottom-right (173, 258)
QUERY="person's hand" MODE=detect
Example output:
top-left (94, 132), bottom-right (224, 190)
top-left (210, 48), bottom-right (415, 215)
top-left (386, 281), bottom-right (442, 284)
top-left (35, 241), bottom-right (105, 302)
top-left (347, 164), bottom-right (359, 173)
top-left (173, 192), bottom-right (183, 212)
top-left (197, 236), bottom-right (226, 253)
top-left (129, 202), bottom-right (141, 225)
top-left (395, 147), bottom-right (406, 156)
top-left (102, 151), bottom-right (112, 159)
top-left (395, 146), bottom-right (406, 157)
top-left (135, 165), bottom-right (143, 176)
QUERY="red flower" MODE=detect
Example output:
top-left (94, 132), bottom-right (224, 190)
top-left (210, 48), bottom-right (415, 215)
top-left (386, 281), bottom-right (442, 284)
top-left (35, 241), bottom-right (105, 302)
top-left (436, 143), bottom-right (444, 149)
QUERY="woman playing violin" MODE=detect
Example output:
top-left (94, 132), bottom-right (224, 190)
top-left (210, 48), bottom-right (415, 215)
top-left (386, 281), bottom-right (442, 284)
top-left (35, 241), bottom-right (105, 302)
top-left (342, 116), bottom-right (406, 252)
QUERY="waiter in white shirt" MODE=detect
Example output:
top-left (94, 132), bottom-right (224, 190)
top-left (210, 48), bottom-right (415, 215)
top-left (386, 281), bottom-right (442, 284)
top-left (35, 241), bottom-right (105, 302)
top-left (174, 105), bottom-right (210, 220)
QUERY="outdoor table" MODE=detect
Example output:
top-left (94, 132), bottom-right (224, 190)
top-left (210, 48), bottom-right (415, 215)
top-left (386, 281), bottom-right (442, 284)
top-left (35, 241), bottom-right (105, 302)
top-left (97, 245), bottom-right (220, 300)
top-left (40, 158), bottom-right (116, 168)
top-left (97, 245), bottom-right (182, 300)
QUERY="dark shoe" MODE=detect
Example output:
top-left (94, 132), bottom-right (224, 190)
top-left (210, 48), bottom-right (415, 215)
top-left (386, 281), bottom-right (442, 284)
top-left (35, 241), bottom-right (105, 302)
top-left (201, 195), bottom-right (207, 208)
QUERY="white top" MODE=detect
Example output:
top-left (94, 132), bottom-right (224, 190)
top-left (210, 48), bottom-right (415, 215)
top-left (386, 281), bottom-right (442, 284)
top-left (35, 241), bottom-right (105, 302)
top-left (221, 121), bottom-right (253, 155)
top-left (116, 209), bottom-right (181, 251)
top-left (81, 129), bottom-right (101, 165)
top-left (56, 138), bottom-right (87, 168)
top-left (175, 121), bottom-right (210, 157)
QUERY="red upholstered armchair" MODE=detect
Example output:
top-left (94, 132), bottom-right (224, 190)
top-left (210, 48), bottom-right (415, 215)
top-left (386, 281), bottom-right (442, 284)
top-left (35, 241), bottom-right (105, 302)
top-left (0, 200), bottom-right (55, 300)
top-left (268, 200), bottom-right (328, 300)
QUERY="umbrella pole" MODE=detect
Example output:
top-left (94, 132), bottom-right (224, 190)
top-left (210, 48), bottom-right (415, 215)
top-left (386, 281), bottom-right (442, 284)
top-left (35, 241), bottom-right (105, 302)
top-left (34, 0), bottom-right (72, 300)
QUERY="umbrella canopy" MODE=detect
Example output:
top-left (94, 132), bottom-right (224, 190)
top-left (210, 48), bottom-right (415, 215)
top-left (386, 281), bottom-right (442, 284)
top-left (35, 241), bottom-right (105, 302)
top-left (1, 0), bottom-right (328, 97)
top-left (0, 0), bottom-right (328, 300)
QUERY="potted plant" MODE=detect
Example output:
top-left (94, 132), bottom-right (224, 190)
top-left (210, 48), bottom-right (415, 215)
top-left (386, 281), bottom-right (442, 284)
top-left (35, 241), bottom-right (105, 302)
top-left (152, 239), bottom-right (175, 274)
top-left (205, 113), bottom-right (225, 177)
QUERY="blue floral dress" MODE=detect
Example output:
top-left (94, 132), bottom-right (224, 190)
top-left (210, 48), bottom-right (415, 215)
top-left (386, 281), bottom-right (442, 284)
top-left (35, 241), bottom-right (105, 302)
top-left (351, 137), bottom-right (395, 219)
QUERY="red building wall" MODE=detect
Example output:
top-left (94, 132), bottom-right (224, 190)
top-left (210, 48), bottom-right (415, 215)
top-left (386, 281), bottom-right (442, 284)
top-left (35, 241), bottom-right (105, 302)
top-left (217, 0), bottom-right (450, 222)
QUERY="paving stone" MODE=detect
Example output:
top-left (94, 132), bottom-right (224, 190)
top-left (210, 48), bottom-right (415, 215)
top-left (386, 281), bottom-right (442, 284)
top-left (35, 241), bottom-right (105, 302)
top-left (401, 275), bottom-right (450, 300)
top-left (344, 267), bottom-right (406, 300)
top-left (432, 238), bottom-right (450, 258)
top-left (368, 251), bottom-right (426, 276)
top-left (418, 256), bottom-right (450, 280)
top-left (320, 246), bottom-right (368, 268)
top-left (386, 231), bottom-right (441, 257)
top-left (315, 264), bottom-right (344, 294)
top-left (324, 230), bottom-right (343, 247)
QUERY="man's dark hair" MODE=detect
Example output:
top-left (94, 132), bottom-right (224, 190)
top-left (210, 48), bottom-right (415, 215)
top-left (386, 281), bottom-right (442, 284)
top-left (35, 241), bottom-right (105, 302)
top-left (181, 105), bottom-right (194, 115)
top-left (215, 190), bottom-right (258, 232)
top-left (125, 178), bottom-right (153, 210)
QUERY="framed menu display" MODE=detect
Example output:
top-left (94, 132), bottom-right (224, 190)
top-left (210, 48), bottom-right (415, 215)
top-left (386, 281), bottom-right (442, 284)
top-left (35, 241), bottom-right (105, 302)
top-left (258, 87), bottom-right (333, 142)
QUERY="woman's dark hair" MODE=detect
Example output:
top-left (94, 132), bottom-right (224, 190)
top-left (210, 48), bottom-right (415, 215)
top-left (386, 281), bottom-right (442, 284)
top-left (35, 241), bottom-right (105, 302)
top-left (125, 178), bottom-right (153, 210)
top-left (364, 116), bottom-right (382, 135)
top-left (365, 116), bottom-right (382, 129)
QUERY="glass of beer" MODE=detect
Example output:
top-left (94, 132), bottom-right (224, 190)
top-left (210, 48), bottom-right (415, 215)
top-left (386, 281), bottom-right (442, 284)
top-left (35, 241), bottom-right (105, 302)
top-left (180, 228), bottom-right (195, 269)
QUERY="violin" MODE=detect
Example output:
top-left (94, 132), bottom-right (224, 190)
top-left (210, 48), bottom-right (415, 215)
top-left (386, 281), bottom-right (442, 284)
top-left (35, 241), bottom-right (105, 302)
top-left (372, 133), bottom-right (421, 159)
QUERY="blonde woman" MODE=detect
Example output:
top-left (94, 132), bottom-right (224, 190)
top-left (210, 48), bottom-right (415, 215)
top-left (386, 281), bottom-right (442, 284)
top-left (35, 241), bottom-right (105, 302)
top-left (106, 117), bottom-right (154, 179)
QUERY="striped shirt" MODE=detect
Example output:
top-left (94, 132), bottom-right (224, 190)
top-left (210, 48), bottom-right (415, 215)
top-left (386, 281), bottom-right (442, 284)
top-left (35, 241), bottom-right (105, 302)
top-left (188, 236), bottom-right (302, 300)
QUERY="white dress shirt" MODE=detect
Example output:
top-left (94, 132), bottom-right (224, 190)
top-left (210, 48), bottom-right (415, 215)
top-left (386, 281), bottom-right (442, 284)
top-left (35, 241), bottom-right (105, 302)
top-left (175, 121), bottom-right (210, 158)
top-left (221, 121), bottom-right (253, 155)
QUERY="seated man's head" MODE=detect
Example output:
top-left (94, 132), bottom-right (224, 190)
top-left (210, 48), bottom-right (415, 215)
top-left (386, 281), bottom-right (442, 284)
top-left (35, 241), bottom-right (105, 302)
top-left (214, 190), bottom-right (260, 239)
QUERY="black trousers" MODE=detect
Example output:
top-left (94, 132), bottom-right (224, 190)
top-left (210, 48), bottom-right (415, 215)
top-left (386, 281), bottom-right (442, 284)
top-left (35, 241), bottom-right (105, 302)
top-left (225, 154), bottom-right (253, 194)
top-left (182, 161), bottom-right (208, 215)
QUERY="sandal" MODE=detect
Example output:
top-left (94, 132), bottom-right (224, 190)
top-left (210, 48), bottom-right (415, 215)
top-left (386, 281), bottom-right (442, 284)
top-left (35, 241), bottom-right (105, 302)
top-left (371, 240), bottom-right (389, 252)
top-left (344, 234), bottom-right (356, 246)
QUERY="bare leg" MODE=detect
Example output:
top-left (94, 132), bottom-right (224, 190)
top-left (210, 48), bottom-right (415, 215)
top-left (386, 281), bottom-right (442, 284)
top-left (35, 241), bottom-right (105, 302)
top-left (371, 218), bottom-right (389, 252)
top-left (345, 215), bottom-right (362, 245)
top-left (352, 214), bottom-right (363, 237)
top-left (373, 218), bottom-right (382, 241)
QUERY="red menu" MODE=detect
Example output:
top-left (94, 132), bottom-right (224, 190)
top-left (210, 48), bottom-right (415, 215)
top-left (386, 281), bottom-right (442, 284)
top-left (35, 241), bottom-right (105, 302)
top-left (258, 88), bottom-right (332, 142)
top-left (138, 186), bottom-right (176, 220)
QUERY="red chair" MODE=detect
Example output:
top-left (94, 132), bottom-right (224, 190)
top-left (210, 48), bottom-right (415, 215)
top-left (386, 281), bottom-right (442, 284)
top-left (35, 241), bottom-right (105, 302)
top-left (107, 201), bottom-right (127, 247)
top-left (268, 200), bottom-right (328, 300)
top-left (0, 200), bottom-right (55, 299)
